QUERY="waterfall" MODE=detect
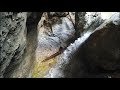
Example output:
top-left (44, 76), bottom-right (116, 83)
top-left (44, 12), bottom-right (120, 78)
top-left (44, 30), bottom-right (93, 78)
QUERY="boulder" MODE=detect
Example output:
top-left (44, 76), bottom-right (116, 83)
top-left (44, 13), bottom-right (120, 78)
top-left (81, 13), bottom-right (120, 72)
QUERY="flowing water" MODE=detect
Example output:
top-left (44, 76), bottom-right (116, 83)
top-left (44, 12), bottom-right (119, 78)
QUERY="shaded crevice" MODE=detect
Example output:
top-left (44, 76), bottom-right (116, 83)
top-left (1, 12), bottom-right (43, 78)
top-left (23, 12), bottom-right (43, 77)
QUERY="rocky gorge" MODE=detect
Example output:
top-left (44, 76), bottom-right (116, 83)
top-left (0, 12), bottom-right (120, 78)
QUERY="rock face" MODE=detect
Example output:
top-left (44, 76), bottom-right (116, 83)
top-left (45, 12), bottom-right (120, 78)
top-left (75, 12), bottom-right (104, 38)
top-left (31, 12), bottom-right (75, 78)
top-left (44, 31), bottom-right (92, 78)
top-left (0, 12), bottom-right (27, 78)
top-left (75, 12), bottom-right (86, 37)
top-left (1, 12), bottom-right (120, 78)
top-left (81, 13), bottom-right (120, 76)
top-left (0, 12), bottom-right (75, 78)
top-left (0, 12), bottom-right (43, 78)
top-left (9, 12), bottom-right (42, 78)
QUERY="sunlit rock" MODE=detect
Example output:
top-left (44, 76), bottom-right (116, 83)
top-left (31, 12), bottom-right (75, 77)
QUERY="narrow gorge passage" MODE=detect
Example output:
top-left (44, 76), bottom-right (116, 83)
top-left (0, 12), bottom-right (120, 78)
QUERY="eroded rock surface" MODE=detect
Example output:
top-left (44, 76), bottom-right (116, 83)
top-left (31, 12), bottom-right (75, 77)
top-left (0, 12), bottom-right (27, 78)
top-left (75, 12), bottom-right (104, 37)
top-left (0, 12), bottom-right (43, 78)
top-left (1, 12), bottom-right (120, 78)
top-left (45, 12), bottom-right (120, 78)
top-left (81, 13), bottom-right (120, 75)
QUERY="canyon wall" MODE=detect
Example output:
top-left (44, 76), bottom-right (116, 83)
top-left (0, 12), bottom-right (120, 78)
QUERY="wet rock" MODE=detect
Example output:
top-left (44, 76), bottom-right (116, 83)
top-left (1, 12), bottom-right (119, 78)
top-left (31, 12), bottom-right (75, 77)
top-left (44, 13), bottom-right (120, 78)
top-left (81, 13), bottom-right (120, 72)
top-left (26, 12), bottom-right (43, 25)
top-left (7, 12), bottom-right (43, 78)
top-left (36, 12), bottom-right (75, 62)
top-left (0, 12), bottom-right (27, 77)
top-left (75, 12), bottom-right (104, 38)
top-left (75, 12), bottom-right (86, 37)
top-left (44, 31), bottom-right (92, 78)
top-left (48, 12), bottom-right (69, 18)
top-left (0, 12), bottom-right (43, 78)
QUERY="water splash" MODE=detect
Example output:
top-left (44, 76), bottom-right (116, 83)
top-left (44, 12), bottom-right (120, 78)
top-left (44, 30), bottom-right (92, 78)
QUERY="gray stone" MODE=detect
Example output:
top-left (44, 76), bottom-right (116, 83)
top-left (0, 12), bottom-right (27, 77)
